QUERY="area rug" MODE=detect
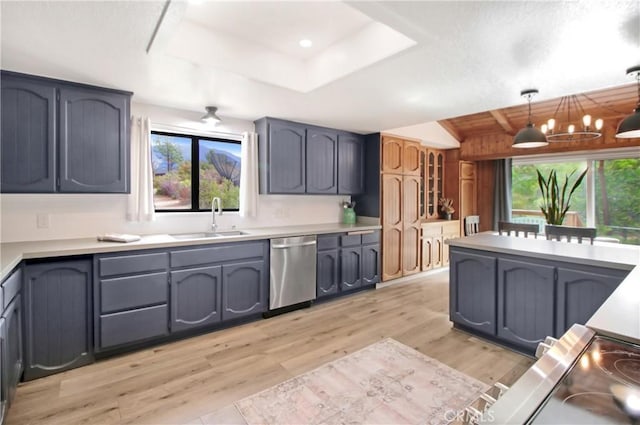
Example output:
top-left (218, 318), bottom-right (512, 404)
top-left (235, 338), bottom-right (488, 425)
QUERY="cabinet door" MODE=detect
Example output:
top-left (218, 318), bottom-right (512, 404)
top-left (222, 261), bottom-right (266, 320)
top-left (402, 141), bottom-right (421, 175)
top-left (1, 75), bottom-right (56, 192)
top-left (381, 136), bottom-right (403, 173)
top-left (58, 86), bottom-right (129, 193)
top-left (449, 249), bottom-right (496, 335)
top-left (426, 151), bottom-right (436, 217)
top-left (422, 236), bottom-right (434, 271)
top-left (402, 175), bottom-right (421, 276)
top-left (497, 258), bottom-right (555, 352)
top-left (362, 244), bottom-right (380, 287)
top-left (24, 260), bottom-right (93, 381)
top-left (3, 296), bottom-right (22, 404)
top-left (340, 246), bottom-right (362, 292)
top-left (306, 129), bottom-right (337, 194)
top-left (268, 121), bottom-right (306, 193)
top-left (442, 235), bottom-right (452, 267)
top-left (435, 151), bottom-right (444, 208)
top-left (337, 133), bottom-right (364, 194)
top-left (317, 250), bottom-right (339, 298)
top-left (382, 174), bottom-right (403, 281)
top-left (171, 266), bottom-right (221, 332)
top-left (432, 237), bottom-right (443, 268)
top-left (556, 267), bottom-right (625, 336)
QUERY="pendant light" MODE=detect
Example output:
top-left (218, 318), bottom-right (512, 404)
top-left (513, 89), bottom-right (548, 148)
top-left (616, 65), bottom-right (640, 138)
top-left (201, 106), bottom-right (221, 125)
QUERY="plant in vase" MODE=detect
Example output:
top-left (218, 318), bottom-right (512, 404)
top-left (438, 198), bottom-right (455, 220)
top-left (536, 168), bottom-right (587, 225)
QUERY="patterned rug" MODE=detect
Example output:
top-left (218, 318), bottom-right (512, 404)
top-left (235, 338), bottom-right (488, 424)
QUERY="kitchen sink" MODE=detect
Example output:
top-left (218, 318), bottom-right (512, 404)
top-left (170, 230), bottom-right (247, 240)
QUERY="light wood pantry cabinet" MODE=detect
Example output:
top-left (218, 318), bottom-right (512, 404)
top-left (402, 175), bottom-right (421, 275)
top-left (421, 220), bottom-right (460, 271)
top-left (380, 135), bottom-right (447, 281)
top-left (382, 173), bottom-right (403, 281)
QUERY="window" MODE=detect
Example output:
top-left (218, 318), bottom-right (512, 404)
top-left (511, 151), bottom-right (640, 245)
top-left (151, 131), bottom-right (241, 212)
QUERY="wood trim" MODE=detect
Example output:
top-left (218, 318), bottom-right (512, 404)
top-left (437, 119), bottom-right (464, 142)
top-left (489, 110), bottom-right (515, 135)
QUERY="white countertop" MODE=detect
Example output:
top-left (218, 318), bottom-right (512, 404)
top-left (0, 222), bottom-right (381, 280)
top-left (448, 232), bottom-right (640, 345)
top-left (447, 232), bottom-right (639, 271)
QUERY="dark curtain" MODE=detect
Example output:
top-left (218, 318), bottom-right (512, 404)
top-left (493, 158), bottom-right (512, 230)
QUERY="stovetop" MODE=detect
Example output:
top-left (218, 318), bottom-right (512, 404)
top-left (531, 336), bottom-right (640, 424)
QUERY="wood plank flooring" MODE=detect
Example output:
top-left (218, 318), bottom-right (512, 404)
top-left (7, 270), bottom-right (533, 425)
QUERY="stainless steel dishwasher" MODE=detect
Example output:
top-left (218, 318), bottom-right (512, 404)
top-left (269, 235), bottom-right (317, 311)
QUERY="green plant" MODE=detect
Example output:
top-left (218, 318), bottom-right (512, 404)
top-left (536, 168), bottom-right (587, 225)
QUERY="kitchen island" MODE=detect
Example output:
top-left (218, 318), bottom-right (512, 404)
top-left (447, 233), bottom-right (639, 355)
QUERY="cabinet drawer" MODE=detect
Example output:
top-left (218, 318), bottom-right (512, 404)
top-left (100, 272), bottom-right (168, 314)
top-left (361, 231), bottom-right (380, 245)
top-left (317, 235), bottom-right (339, 251)
top-left (2, 268), bottom-right (21, 309)
top-left (340, 234), bottom-right (361, 247)
top-left (421, 223), bottom-right (442, 237)
top-left (170, 242), bottom-right (264, 268)
top-left (100, 305), bottom-right (168, 349)
top-left (442, 221), bottom-right (460, 236)
top-left (98, 252), bottom-right (168, 277)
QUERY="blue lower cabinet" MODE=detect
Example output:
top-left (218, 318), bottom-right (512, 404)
top-left (449, 249), bottom-right (497, 336)
top-left (497, 259), bottom-right (556, 352)
top-left (556, 267), bottom-right (626, 336)
top-left (171, 266), bottom-right (222, 332)
top-left (222, 261), bottom-right (267, 320)
top-left (362, 244), bottom-right (380, 287)
top-left (23, 260), bottom-right (93, 381)
top-left (340, 246), bottom-right (362, 292)
top-left (317, 250), bottom-right (339, 298)
top-left (100, 305), bottom-right (168, 348)
top-left (3, 296), bottom-right (22, 403)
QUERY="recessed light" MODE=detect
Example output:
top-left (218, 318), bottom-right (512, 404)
top-left (299, 39), bottom-right (313, 48)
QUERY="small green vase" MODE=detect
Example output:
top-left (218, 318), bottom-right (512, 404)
top-left (343, 208), bottom-right (356, 224)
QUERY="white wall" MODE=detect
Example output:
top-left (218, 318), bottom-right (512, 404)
top-left (0, 103), bottom-right (349, 242)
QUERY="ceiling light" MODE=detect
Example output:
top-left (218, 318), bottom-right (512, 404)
top-left (616, 65), bottom-right (640, 138)
top-left (201, 106), bottom-right (221, 125)
top-left (299, 39), bottom-right (313, 48)
top-left (541, 94), bottom-right (603, 142)
top-left (513, 89), bottom-right (548, 149)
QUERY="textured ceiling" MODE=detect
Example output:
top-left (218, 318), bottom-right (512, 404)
top-left (1, 1), bottom-right (639, 136)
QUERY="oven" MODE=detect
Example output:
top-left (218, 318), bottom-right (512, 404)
top-left (475, 324), bottom-right (640, 424)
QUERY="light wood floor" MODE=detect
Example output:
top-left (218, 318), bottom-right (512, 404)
top-left (7, 270), bottom-right (533, 425)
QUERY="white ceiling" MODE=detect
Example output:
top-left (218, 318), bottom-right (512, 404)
top-left (1, 1), bottom-right (639, 137)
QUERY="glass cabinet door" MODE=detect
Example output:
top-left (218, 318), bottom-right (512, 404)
top-left (428, 151), bottom-right (435, 217)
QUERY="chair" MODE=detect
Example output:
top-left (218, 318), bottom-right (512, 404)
top-left (498, 221), bottom-right (539, 238)
top-left (545, 224), bottom-right (596, 245)
top-left (464, 215), bottom-right (480, 236)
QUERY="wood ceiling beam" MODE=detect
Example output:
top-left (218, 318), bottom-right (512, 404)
top-left (489, 109), bottom-right (516, 135)
top-left (437, 119), bottom-right (464, 142)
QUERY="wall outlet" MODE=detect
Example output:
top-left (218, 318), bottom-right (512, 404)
top-left (36, 213), bottom-right (49, 229)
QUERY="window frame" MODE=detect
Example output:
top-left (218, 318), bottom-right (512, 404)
top-left (151, 130), bottom-right (241, 213)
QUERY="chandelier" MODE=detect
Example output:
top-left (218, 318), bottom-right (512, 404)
top-left (540, 94), bottom-right (603, 142)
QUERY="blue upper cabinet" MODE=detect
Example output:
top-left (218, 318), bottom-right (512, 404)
top-left (337, 132), bottom-right (364, 195)
top-left (1, 75), bottom-right (56, 192)
top-left (59, 87), bottom-right (129, 193)
top-left (307, 128), bottom-right (338, 194)
top-left (0, 71), bottom-right (131, 194)
top-left (255, 117), bottom-right (364, 195)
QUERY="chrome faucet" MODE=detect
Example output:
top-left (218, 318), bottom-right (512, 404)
top-left (211, 197), bottom-right (222, 231)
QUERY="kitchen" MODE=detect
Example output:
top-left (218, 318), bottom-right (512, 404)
top-left (1, 1), bottom-right (640, 424)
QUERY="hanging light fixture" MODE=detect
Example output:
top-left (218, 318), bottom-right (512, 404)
top-left (540, 94), bottom-right (603, 142)
top-left (201, 106), bottom-right (221, 125)
top-left (513, 89), bottom-right (548, 148)
top-left (616, 65), bottom-right (640, 138)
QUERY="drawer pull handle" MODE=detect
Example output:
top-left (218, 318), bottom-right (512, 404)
top-left (347, 230), bottom-right (374, 236)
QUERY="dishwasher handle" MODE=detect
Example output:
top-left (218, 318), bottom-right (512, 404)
top-left (271, 241), bottom-right (317, 249)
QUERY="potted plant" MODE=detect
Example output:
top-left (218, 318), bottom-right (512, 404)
top-left (536, 168), bottom-right (587, 225)
top-left (438, 198), bottom-right (455, 220)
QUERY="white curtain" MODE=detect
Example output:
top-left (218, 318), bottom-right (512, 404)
top-left (127, 117), bottom-right (156, 222)
top-left (239, 131), bottom-right (258, 217)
